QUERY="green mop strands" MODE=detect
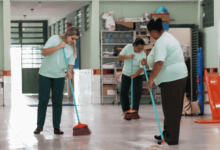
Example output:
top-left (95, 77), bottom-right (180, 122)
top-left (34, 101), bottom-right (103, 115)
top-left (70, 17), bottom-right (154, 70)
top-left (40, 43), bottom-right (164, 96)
top-left (63, 48), bottom-right (91, 136)
top-left (143, 65), bottom-right (169, 149)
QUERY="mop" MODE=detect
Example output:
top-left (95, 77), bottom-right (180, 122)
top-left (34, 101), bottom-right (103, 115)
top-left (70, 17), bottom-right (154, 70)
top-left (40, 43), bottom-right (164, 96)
top-left (124, 59), bottom-right (140, 120)
top-left (62, 48), bottom-right (91, 136)
top-left (141, 66), bottom-right (169, 150)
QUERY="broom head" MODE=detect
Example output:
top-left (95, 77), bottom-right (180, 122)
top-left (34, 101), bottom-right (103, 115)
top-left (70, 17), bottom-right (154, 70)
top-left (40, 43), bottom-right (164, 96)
top-left (73, 122), bottom-right (91, 136)
top-left (124, 109), bottom-right (140, 120)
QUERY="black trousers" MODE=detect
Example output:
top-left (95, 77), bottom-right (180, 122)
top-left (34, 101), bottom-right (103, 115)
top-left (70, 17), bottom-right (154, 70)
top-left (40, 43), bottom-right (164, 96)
top-left (37, 74), bottom-right (65, 129)
top-left (120, 74), bottom-right (143, 112)
top-left (159, 77), bottom-right (187, 143)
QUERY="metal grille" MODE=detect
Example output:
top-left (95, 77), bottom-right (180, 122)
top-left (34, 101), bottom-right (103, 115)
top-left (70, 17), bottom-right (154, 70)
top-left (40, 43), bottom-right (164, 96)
top-left (75, 9), bottom-right (81, 32)
top-left (49, 18), bottom-right (66, 36)
top-left (203, 0), bottom-right (214, 28)
top-left (192, 25), bottom-right (199, 101)
top-left (11, 21), bottom-right (47, 69)
top-left (84, 5), bottom-right (90, 31)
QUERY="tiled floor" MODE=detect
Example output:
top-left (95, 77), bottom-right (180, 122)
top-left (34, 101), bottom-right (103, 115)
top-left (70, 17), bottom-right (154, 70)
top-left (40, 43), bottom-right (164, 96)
top-left (0, 93), bottom-right (220, 150)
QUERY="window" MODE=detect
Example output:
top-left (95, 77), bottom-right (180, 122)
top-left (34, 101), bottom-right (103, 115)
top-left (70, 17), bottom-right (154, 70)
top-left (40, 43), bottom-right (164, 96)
top-left (64, 18), bottom-right (67, 32)
top-left (11, 21), bottom-right (47, 68)
top-left (59, 18), bottom-right (66, 35)
top-left (55, 22), bottom-right (58, 35)
top-left (84, 5), bottom-right (90, 31)
top-left (203, 0), bottom-right (214, 28)
top-left (75, 9), bottom-right (81, 32)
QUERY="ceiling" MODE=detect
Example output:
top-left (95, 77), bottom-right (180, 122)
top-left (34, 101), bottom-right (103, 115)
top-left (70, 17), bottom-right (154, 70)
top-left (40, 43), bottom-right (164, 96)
top-left (11, 1), bottom-right (89, 20)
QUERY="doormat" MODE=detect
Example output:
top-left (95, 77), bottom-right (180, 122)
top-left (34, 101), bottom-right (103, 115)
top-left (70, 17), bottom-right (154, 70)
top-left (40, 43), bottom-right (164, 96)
top-left (28, 104), bottom-right (75, 107)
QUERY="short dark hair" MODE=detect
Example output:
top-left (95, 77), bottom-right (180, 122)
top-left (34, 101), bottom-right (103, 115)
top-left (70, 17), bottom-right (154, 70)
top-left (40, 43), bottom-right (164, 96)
top-left (133, 38), bottom-right (145, 46)
top-left (147, 18), bottom-right (164, 32)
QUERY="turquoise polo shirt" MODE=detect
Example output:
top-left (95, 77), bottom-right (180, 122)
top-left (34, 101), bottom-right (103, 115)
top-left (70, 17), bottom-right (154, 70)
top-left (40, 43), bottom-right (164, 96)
top-left (119, 44), bottom-right (146, 76)
top-left (39, 35), bottom-right (75, 78)
top-left (147, 32), bottom-right (188, 85)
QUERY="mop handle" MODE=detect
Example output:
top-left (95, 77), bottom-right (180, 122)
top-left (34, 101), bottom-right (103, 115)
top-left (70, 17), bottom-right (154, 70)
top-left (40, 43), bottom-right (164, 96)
top-left (63, 48), bottom-right (80, 123)
top-left (143, 65), bottom-right (164, 141)
top-left (131, 59), bottom-right (133, 109)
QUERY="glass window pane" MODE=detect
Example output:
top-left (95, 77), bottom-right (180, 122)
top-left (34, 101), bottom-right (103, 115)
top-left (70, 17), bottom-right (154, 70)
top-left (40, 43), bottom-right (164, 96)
top-left (22, 54), bottom-right (33, 58)
top-left (22, 28), bottom-right (43, 32)
top-left (22, 23), bottom-right (43, 27)
top-left (22, 64), bottom-right (33, 68)
top-left (22, 50), bottom-right (32, 54)
top-left (33, 50), bottom-right (42, 54)
top-left (22, 39), bottom-right (44, 43)
top-left (11, 28), bottom-right (19, 32)
top-left (11, 23), bottom-right (19, 27)
top-left (33, 59), bottom-right (43, 63)
top-left (22, 64), bottom-right (41, 68)
top-left (22, 33), bottom-right (43, 38)
top-left (22, 59), bottom-right (33, 63)
top-left (11, 33), bottom-right (19, 38)
top-left (11, 39), bottom-right (20, 43)
top-left (22, 45), bottom-right (43, 50)
top-left (22, 54), bottom-right (42, 59)
top-left (33, 64), bottom-right (41, 68)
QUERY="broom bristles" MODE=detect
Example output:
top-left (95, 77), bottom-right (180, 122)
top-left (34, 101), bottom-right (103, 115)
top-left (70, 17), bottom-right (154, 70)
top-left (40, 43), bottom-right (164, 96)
top-left (124, 113), bottom-right (132, 120)
top-left (73, 126), bottom-right (91, 136)
top-left (131, 113), bottom-right (140, 119)
top-left (124, 111), bottom-right (140, 120)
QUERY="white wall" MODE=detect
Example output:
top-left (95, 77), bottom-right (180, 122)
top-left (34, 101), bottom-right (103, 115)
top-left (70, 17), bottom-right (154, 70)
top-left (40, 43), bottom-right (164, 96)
top-left (199, 0), bottom-right (220, 68)
top-left (168, 28), bottom-right (192, 55)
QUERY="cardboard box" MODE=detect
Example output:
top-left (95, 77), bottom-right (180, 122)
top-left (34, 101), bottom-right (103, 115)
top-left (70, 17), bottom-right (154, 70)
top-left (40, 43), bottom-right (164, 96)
top-left (116, 22), bottom-right (134, 31)
top-left (151, 13), bottom-right (170, 22)
top-left (103, 85), bottom-right (116, 95)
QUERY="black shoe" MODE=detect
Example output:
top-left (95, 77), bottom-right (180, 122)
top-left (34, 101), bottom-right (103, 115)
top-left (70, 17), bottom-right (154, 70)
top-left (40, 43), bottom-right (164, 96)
top-left (34, 127), bottom-right (43, 134)
top-left (155, 135), bottom-right (162, 140)
top-left (154, 130), bottom-right (167, 140)
top-left (54, 128), bottom-right (64, 135)
top-left (158, 141), bottom-right (178, 145)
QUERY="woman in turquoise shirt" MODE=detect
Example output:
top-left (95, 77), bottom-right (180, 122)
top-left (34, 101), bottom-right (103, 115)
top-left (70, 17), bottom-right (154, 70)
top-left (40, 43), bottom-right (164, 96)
top-left (118, 38), bottom-right (146, 117)
top-left (34, 26), bottom-right (79, 135)
top-left (141, 18), bottom-right (188, 145)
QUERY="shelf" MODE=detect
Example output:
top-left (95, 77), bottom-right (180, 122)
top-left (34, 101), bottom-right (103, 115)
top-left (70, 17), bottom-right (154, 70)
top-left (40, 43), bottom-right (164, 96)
top-left (136, 34), bottom-right (150, 38)
top-left (103, 43), bottom-right (132, 45)
top-left (129, 95), bottom-right (151, 98)
top-left (102, 30), bottom-right (133, 33)
top-left (103, 95), bottom-right (115, 97)
top-left (102, 83), bottom-right (117, 85)
top-left (103, 57), bottom-right (118, 59)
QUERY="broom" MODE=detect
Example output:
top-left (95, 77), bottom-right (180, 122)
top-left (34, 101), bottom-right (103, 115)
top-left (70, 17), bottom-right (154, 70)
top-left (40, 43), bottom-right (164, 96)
top-left (143, 65), bottom-right (169, 149)
top-left (124, 59), bottom-right (140, 120)
top-left (62, 48), bottom-right (91, 136)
